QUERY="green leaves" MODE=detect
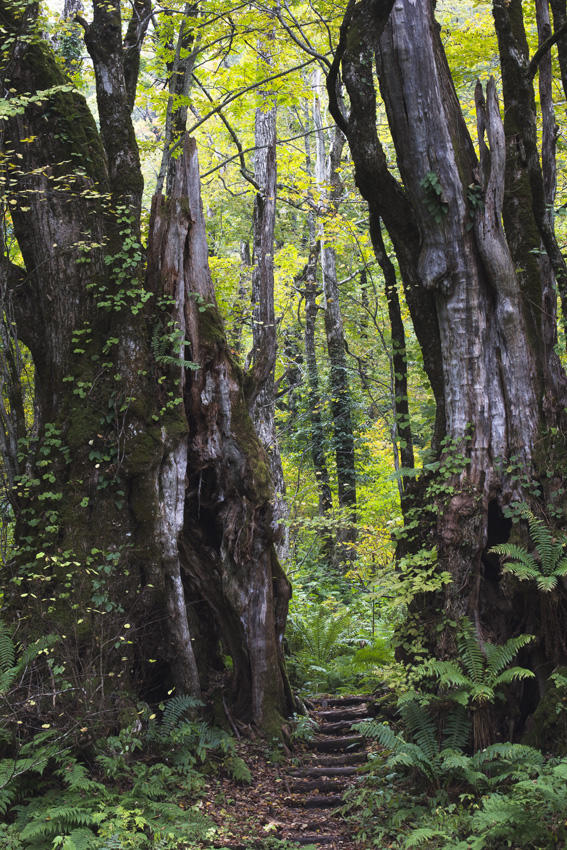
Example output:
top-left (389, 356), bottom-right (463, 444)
top-left (0, 84), bottom-right (78, 119)
top-left (420, 170), bottom-right (449, 222)
top-left (490, 512), bottom-right (567, 592)
top-left (427, 618), bottom-right (534, 709)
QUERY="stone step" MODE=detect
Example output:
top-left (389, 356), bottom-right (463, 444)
top-left (290, 765), bottom-right (360, 778)
top-left (322, 695), bottom-right (371, 707)
top-left (318, 717), bottom-right (373, 735)
top-left (300, 794), bottom-right (344, 809)
top-left (315, 706), bottom-right (372, 722)
top-left (309, 752), bottom-right (367, 766)
top-left (309, 734), bottom-right (364, 753)
top-left (290, 779), bottom-right (347, 793)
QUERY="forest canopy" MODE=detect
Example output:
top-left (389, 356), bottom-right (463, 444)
top-left (3, 0), bottom-right (567, 846)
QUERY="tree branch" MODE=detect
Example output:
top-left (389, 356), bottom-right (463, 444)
top-left (528, 19), bottom-right (567, 80)
top-left (123, 0), bottom-right (153, 111)
top-left (200, 125), bottom-right (335, 180)
top-left (193, 73), bottom-right (260, 189)
top-left (325, 0), bottom-right (356, 135)
top-left (168, 58), bottom-right (316, 156)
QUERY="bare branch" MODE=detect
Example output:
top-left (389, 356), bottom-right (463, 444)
top-left (528, 19), bottom-right (567, 79)
top-left (200, 124), bottom-right (334, 179)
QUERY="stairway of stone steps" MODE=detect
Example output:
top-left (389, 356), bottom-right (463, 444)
top-left (280, 695), bottom-right (375, 848)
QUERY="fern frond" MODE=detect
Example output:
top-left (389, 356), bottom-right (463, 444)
top-left (501, 563), bottom-right (539, 581)
top-left (484, 633), bottom-right (534, 677)
top-left (552, 759), bottom-right (567, 781)
top-left (428, 660), bottom-right (470, 688)
top-left (63, 827), bottom-right (97, 850)
top-left (442, 705), bottom-right (471, 750)
top-left (457, 619), bottom-right (486, 684)
top-left (402, 827), bottom-right (448, 848)
top-left (536, 575), bottom-right (558, 592)
top-left (472, 742), bottom-right (543, 770)
top-left (399, 700), bottom-right (439, 762)
top-left (527, 514), bottom-right (564, 574)
top-left (354, 720), bottom-right (400, 751)
top-left (388, 745), bottom-right (437, 782)
top-left (490, 543), bottom-right (538, 572)
top-left (0, 622), bottom-right (15, 674)
top-left (0, 668), bottom-right (16, 694)
top-left (302, 607), bottom-right (354, 662)
top-left (20, 806), bottom-right (95, 841)
top-left (492, 666), bottom-right (534, 686)
top-left (554, 558), bottom-right (567, 577)
top-left (440, 749), bottom-right (486, 787)
top-left (469, 683), bottom-right (494, 704)
top-left (160, 695), bottom-right (202, 733)
top-left (224, 755), bottom-right (252, 784)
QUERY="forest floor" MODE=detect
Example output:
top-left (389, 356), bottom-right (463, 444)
top-left (200, 695), bottom-right (375, 850)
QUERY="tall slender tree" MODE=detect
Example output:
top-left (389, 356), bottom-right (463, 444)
top-left (313, 73), bottom-right (357, 560)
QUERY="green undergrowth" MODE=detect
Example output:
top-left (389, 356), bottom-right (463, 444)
top-left (0, 690), bottom-right (256, 850)
top-left (346, 740), bottom-right (567, 850)
top-left (285, 588), bottom-right (394, 694)
top-left (342, 618), bottom-right (567, 849)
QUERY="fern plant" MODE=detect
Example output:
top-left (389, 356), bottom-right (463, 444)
top-left (0, 624), bottom-right (57, 695)
top-left (427, 618), bottom-right (534, 750)
top-left (490, 512), bottom-right (567, 592)
top-left (346, 719), bottom-right (548, 850)
top-left (457, 756), bottom-right (567, 850)
top-left (0, 621), bottom-right (15, 676)
top-left (355, 700), bottom-right (472, 791)
top-left (428, 619), bottom-right (534, 707)
top-left (286, 604), bottom-right (359, 692)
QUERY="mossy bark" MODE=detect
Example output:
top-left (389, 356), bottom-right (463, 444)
top-left (1, 5), bottom-right (291, 734)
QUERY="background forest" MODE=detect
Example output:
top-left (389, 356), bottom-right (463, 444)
top-left (3, 0), bottom-right (567, 847)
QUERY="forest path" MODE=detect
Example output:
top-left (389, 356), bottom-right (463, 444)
top-left (280, 694), bottom-right (374, 847)
top-left (207, 694), bottom-right (376, 849)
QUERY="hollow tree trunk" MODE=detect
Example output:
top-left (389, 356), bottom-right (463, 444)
top-left (1, 0), bottom-right (292, 732)
top-left (329, 0), bottom-right (567, 731)
top-left (148, 137), bottom-right (292, 727)
top-left (2, 0), bottom-right (201, 704)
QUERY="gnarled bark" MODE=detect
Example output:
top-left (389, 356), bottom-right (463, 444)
top-left (330, 0), bottom-right (567, 739)
top-left (1, 0), bottom-right (291, 733)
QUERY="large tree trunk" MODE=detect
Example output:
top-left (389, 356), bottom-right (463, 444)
top-left (149, 136), bottom-right (292, 727)
top-left (1, 0), bottom-right (291, 733)
top-left (330, 0), bottom-right (567, 737)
